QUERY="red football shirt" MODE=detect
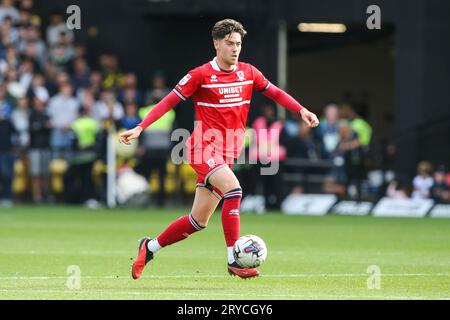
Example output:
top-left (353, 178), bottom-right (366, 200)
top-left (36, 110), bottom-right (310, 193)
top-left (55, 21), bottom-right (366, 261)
top-left (173, 57), bottom-right (271, 159)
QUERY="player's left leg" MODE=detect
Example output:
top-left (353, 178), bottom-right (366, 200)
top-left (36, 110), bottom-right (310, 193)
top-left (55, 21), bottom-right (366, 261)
top-left (131, 187), bottom-right (220, 279)
top-left (208, 165), bottom-right (260, 278)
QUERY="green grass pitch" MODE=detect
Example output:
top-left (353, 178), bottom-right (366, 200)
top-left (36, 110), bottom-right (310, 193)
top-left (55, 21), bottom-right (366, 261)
top-left (0, 205), bottom-right (449, 300)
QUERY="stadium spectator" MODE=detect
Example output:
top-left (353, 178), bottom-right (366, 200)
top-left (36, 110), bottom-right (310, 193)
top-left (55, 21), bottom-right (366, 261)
top-left (249, 103), bottom-right (286, 209)
top-left (1, 15), bottom-right (19, 46)
top-left (63, 107), bottom-right (100, 206)
top-left (27, 73), bottom-right (49, 102)
top-left (18, 24), bottom-right (46, 69)
top-left (92, 89), bottom-right (124, 124)
top-left (118, 72), bottom-right (144, 106)
top-left (135, 99), bottom-right (176, 207)
top-left (318, 103), bottom-right (340, 159)
top-left (71, 57), bottom-right (91, 91)
top-left (411, 161), bottom-right (434, 199)
top-left (339, 102), bottom-right (372, 154)
top-left (285, 121), bottom-right (322, 160)
top-left (19, 0), bottom-right (35, 12)
top-left (0, 92), bottom-right (15, 207)
top-left (46, 10), bottom-right (74, 46)
top-left (78, 86), bottom-right (96, 119)
top-left (49, 41), bottom-right (74, 73)
top-left (0, 0), bottom-right (19, 24)
top-left (331, 120), bottom-right (363, 199)
top-left (431, 165), bottom-right (449, 203)
top-left (28, 95), bottom-right (51, 203)
top-left (73, 43), bottom-right (87, 60)
top-left (282, 110), bottom-right (300, 139)
top-left (17, 57), bottom-right (35, 92)
top-left (120, 101), bottom-right (141, 130)
top-left (99, 53), bottom-right (125, 90)
top-left (281, 118), bottom-right (325, 194)
top-left (0, 45), bottom-right (20, 73)
top-left (386, 180), bottom-right (409, 199)
top-left (11, 95), bottom-right (29, 152)
top-left (145, 72), bottom-right (170, 105)
top-left (87, 70), bottom-right (103, 99)
top-left (47, 81), bottom-right (79, 159)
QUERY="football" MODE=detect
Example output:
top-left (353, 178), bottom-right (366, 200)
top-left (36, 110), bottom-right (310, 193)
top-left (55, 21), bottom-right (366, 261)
top-left (233, 235), bottom-right (268, 268)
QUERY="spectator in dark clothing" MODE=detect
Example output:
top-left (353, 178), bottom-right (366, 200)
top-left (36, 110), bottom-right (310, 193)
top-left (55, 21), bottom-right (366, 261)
top-left (249, 103), bottom-right (286, 209)
top-left (317, 103), bottom-right (340, 159)
top-left (120, 101), bottom-right (140, 130)
top-left (431, 165), bottom-right (450, 203)
top-left (332, 120), bottom-right (363, 199)
top-left (71, 57), bottom-right (90, 91)
top-left (117, 72), bottom-right (143, 107)
top-left (281, 121), bottom-right (324, 193)
top-left (28, 95), bottom-right (51, 203)
top-left (285, 123), bottom-right (322, 160)
top-left (63, 107), bottom-right (99, 206)
top-left (0, 104), bottom-right (15, 207)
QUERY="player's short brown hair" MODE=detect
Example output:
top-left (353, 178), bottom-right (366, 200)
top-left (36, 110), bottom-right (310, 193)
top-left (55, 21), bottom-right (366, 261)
top-left (212, 19), bottom-right (247, 40)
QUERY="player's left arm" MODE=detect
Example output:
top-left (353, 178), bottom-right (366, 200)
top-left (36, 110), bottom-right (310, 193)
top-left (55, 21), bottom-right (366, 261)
top-left (262, 84), bottom-right (319, 128)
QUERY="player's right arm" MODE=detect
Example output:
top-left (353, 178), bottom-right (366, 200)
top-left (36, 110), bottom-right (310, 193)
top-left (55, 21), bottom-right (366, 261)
top-left (119, 67), bottom-right (202, 145)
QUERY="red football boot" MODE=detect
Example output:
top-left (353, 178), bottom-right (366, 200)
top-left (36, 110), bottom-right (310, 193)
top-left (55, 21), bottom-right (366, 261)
top-left (131, 237), bottom-right (154, 279)
top-left (227, 261), bottom-right (260, 279)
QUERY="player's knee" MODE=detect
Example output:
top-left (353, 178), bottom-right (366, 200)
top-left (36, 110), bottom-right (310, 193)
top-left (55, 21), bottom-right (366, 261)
top-left (223, 186), bottom-right (243, 200)
top-left (189, 213), bottom-right (208, 229)
top-left (220, 181), bottom-right (241, 194)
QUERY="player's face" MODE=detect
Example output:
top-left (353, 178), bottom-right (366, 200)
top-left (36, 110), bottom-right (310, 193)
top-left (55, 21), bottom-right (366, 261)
top-left (214, 32), bottom-right (242, 67)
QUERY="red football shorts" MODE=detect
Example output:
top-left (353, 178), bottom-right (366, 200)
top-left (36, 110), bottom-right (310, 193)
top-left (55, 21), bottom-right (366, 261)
top-left (187, 145), bottom-right (234, 198)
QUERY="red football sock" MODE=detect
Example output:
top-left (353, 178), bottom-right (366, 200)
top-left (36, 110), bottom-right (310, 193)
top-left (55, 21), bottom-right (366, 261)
top-left (221, 188), bottom-right (242, 247)
top-left (157, 214), bottom-right (204, 247)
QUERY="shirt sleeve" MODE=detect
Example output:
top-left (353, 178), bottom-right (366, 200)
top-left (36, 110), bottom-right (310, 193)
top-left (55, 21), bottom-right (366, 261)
top-left (173, 66), bottom-right (202, 100)
top-left (251, 65), bottom-right (271, 92)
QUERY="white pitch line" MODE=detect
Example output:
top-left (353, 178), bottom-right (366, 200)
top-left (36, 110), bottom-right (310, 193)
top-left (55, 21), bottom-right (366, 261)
top-left (0, 289), bottom-right (442, 300)
top-left (0, 273), bottom-right (448, 280)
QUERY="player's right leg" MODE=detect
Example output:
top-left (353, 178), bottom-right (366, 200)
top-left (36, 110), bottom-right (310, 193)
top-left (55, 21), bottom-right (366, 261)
top-left (208, 165), bottom-right (260, 279)
top-left (131, 187), bottom-right (220, 279)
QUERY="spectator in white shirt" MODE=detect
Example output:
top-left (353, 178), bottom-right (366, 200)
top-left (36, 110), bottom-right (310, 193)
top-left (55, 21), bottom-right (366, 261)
top-left (0, 0), bottom-right (19, 24)
top-left (412, 161), bottom-right (434, 199)
top-left (92, 89), bottom-right (124, 124)
top-left (47, 82), bottom-right (79, 159)
top-left (46, 11), bottom-right (74, 46)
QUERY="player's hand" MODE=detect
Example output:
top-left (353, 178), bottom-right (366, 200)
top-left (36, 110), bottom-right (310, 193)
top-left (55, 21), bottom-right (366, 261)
top-left (119, 126), bottom-right (143, 145)
top-left (300, 108), bottom-right (320, 128)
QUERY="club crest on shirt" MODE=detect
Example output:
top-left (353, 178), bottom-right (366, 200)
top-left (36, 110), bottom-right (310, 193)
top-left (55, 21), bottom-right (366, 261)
top-left (207, 158), bottom-right (216, 169)
top-left (179, 74), bottom-right (192, 86)
top-left (236, 71), bottom-right (245, 81)
top-left (211, 74), bottom-right (218, 82)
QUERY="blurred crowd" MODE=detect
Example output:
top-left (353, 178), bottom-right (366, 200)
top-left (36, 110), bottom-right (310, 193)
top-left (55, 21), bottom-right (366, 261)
top-left (0, 0), bottom-right (174, 207)
top-left (239, 102), bottom-right (450, 209)
top-left (0, 0), bottom-right (449, 209)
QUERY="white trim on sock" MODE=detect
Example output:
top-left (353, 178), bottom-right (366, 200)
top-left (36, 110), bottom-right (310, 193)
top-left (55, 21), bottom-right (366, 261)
top-left (227, 246), bottom-right (235, 264)
top-left (147, 238), bottom-right (162, 253)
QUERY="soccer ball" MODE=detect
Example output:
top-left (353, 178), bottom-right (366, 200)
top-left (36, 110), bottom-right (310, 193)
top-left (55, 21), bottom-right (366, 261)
top-left (233, 235), bottom-right (267, 268)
